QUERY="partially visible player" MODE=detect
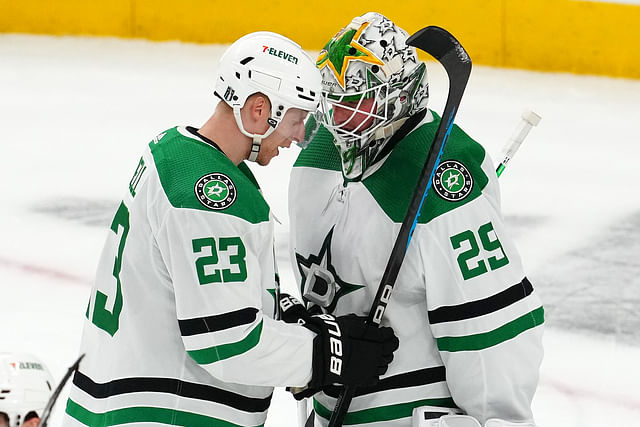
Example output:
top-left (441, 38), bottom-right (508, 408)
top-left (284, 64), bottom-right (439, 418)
top-left (62, 31), bottom-right (398, 427)
top-left (0, 353), bottom-right (54, 427)
top-left (288, 12), bottom-right (544, 426)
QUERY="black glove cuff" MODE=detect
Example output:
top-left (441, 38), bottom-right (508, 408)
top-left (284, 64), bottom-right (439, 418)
top-left (279, 293), bottom-right (312, 324)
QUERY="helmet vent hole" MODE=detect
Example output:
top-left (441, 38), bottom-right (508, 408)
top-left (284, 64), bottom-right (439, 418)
top-left (348, 47), bottom-right (357, 55)
top-left (235, 72), bottom-right (240, 79)
top-left (310, 91), bottom-right (316, 96)
top-left (296, 86), bottom-right (304, 92)
top-left (380, 40), bottom-right (388, 47)
top-left (240, 56), bottom-right (254, 65)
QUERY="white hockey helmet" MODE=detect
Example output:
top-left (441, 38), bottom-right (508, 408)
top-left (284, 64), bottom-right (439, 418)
top-left (214, 31), bottom-right (322, 161)
top-left (0, 353), bottom-right (54, 427)
top-left (316, 12), bottom-right (429, 179)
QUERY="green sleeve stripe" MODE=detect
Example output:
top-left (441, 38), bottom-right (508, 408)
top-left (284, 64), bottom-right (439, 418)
top-left (313, 397), bottom-right (457, 424)
top-left (65, 398), bottom-right (264, 427)
top-left (187, 321), bottom-right (263, 364)
top-left (436, 306), bottom-right (544, 352)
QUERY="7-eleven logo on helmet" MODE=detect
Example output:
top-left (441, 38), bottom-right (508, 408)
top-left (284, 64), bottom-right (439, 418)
top-left (262, 46), bottom-right (299, 64)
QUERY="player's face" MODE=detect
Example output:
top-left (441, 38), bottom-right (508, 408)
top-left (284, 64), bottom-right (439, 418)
top-left (256, 107), bottom-right (308, 166)
top-left (332, 97), bottom-right (376, 133)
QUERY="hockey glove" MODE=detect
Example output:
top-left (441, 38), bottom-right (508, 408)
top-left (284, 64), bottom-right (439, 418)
top-left (304, 314), bottom-right (399, 390)
top-left (279, 293), bottom-right (313, 324)
top-left (279, 293), bottom-right (325, 400)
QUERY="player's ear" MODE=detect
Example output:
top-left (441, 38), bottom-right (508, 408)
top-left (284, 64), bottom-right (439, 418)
top-left (246, 93), bottom-right (270, 121)
top-left (242, 93), bottom-right (271, 132)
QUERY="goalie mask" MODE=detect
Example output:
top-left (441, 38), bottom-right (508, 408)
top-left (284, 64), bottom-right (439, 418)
top-left (0, 353), bottom-right (54, 427)
top-left (315, 12), bottom-right (429, 179)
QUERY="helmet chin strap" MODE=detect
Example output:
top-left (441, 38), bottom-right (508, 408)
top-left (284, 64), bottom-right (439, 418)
top-left (374, 117), bottom-right (408, 140)
top-left (233, 106), bottom-right (277, 163)
top-left (248, 136), bottom-right (262, 162)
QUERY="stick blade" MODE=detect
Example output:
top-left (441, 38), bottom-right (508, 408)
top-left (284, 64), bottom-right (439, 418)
top-left (407, 26), bottom-right (472, 84)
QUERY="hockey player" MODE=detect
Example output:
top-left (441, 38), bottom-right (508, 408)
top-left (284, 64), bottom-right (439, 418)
top-left (287, 12), bottom-right (544, 427)
top-left (0, 352), bottom-right (54, 427)
top-left (63, 31), bottom-right (398, 427)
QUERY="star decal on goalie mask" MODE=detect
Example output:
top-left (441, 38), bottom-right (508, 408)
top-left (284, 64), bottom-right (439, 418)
top-left (316, 21), bottom-right (384, 90)
top-left (295, 227), bottom-right (365, 314)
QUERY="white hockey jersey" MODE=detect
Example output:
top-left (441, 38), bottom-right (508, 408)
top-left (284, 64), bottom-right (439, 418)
top-left (64, 126), bottom-right (314, 427)
top-left (289, 113), bottom-right (544, 426)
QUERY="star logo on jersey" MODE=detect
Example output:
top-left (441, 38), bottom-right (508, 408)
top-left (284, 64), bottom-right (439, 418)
top-left (194, 173), bottom-right (237, 210)
top-left (295, 227), bottom-right (365, 314)
top-left (432, 160), bottom-right (473, 202)
top-left (316, 21), bottom-right (384, 90)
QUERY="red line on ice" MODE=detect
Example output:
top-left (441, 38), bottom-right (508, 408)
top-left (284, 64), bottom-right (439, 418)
top-left (542, 377), bottom-right (640, 411)
top-left (0, 256), bottom-right (90, 285)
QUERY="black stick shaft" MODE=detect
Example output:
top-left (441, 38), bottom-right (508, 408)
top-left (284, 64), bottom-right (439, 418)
top-left (327, 26), bottom-right (471, 427)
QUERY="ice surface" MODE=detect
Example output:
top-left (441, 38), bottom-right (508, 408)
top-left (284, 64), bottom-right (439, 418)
top-left (1, 34), bottom-right (639, 426)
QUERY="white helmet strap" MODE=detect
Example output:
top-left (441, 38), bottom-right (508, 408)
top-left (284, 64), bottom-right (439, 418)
top-left (232, 106), bottom-right (278, 163)
top-left (248, 136), bottom-right (262, 162)
top-left (374, 117), bottom-right (409, 141)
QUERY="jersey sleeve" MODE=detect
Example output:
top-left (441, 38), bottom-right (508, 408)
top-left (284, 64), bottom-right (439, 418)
top-left (154, 205), bottom-right (314, 388)
top-left (418, 159), bottom-right (544, 423)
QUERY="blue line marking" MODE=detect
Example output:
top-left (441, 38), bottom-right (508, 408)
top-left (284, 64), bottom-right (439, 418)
top-left (406, 107), bottom-right (457, 250)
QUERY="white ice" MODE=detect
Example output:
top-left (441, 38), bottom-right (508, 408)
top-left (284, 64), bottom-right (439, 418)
top-left (1, 34), bottom-right (639, 426)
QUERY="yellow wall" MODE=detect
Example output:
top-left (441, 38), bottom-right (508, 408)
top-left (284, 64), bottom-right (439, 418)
top-left (1, 0), bottom-right (639, 79)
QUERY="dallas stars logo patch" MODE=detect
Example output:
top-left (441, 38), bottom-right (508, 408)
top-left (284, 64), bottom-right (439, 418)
top-left (432, 160), bottom-right (473, 202)
top-left (195, 173), bottom-right (237, 210)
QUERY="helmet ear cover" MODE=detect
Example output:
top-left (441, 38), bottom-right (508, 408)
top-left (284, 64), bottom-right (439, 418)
top-left (213, 31), bottom-right (322, 161)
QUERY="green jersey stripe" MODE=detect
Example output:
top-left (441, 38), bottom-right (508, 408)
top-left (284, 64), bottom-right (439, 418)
top-left (437, 306), bottom-right (544, 352)
top-left (65, 398), bottom-right (264, 427)
top-left (187, 321), bottom-right (263, 364)
top-left (313, 397), bottom-right (457, 424)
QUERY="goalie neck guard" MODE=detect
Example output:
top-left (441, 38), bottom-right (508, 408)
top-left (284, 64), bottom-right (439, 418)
top-left (0, 353), bottom-right (54, 427)
top-left (316, 12), bottom-right (429, 179)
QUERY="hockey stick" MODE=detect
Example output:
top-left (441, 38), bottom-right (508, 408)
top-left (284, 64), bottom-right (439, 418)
top-left (326, 26), bottom-right (472, 427)
top-left (40, 353), bottom-right (85, 427)
top-left (496, 110), bottom-right (541, 177)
